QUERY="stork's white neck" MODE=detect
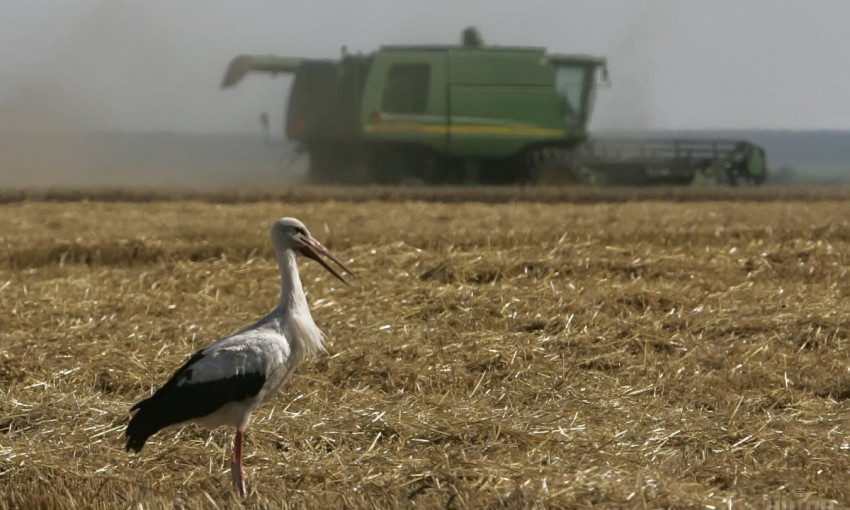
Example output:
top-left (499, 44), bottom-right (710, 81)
top-left (272, 246), bottom-right (326, 358)
top-left (275, 248), bottom-right (309, 313)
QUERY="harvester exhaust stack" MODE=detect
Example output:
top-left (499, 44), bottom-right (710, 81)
top-left (462, 26), bottom-right (484, 47)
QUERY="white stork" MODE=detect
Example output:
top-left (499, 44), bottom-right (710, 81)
top-left (125, 217), bottom-right (353, 498)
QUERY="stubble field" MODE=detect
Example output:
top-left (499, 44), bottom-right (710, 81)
top-left (1, 191), bottom-right (849, 508)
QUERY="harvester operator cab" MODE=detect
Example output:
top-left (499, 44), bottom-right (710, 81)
top-left (550, 56), bottom-right (607, 133)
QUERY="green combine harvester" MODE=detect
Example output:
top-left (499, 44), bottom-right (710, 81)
top-left (222, 27), bottom-right (767, 186)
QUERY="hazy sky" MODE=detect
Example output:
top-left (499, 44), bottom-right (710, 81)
top-left (2, 0), bottom-right (850, 134)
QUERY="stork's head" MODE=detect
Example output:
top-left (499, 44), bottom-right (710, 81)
top-left (270, 217), bottom-right (354, 284)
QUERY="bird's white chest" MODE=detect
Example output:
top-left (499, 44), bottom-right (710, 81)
top-left (257, 311), bottom-right (324, 402)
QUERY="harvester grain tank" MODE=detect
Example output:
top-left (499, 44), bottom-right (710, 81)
top-left (222, 27), bottom-right (767, 186)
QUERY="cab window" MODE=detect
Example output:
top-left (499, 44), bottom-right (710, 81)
top-left (382, 63), bottom-right (430, 114)
top-left (555, 65), bottom-right (588, 127)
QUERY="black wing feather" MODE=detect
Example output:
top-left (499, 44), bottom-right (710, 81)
top-left (125, 349), bottom-right (265, 452)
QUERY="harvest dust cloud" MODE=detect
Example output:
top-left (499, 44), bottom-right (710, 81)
top-left (0, 2), bottom-right (299, 189)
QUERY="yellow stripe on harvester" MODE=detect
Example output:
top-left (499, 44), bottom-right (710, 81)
top-left (363, 123), bottom-right (445, 135)
top-left (363, 123), bottom-right (564, 137)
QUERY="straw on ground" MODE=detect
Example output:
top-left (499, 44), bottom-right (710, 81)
top-left (0, 195), bottom-right (848, 508)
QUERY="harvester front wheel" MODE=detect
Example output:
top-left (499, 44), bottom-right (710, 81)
top-left (522, 149), bottom-right (580, 186)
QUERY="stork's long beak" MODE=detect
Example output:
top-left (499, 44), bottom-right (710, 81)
top-left (299, 236), bottom-right (355, 285)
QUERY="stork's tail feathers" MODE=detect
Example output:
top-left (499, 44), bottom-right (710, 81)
top-left (125, 428), bottom-right (149, 453)
top-left (125, 399), bottom-right (162, 453)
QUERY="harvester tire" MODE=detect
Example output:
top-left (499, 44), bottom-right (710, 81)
top-left (523, 149), bottom-right (580, 186)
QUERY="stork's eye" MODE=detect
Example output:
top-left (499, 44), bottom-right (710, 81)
top-left (294, 226), bottom-right (308, 236)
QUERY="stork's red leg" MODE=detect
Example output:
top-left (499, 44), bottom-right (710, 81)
top-left (231, 427), bottom-right (246, 498)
